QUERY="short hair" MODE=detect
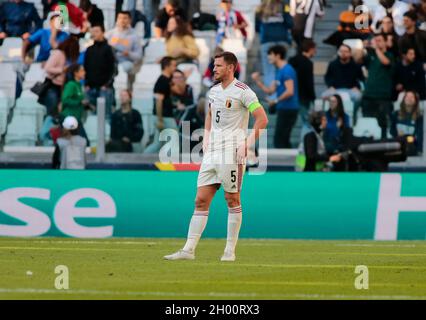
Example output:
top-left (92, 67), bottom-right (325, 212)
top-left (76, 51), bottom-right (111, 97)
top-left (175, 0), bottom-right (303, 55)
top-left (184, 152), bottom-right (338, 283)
top-left (68, 64), bottom-right (83, 76)
top-left (403, 10), bottom-right (417, 22)
top-left (160, 56), bottom-right (176, 70)
top-left (167, 0), bottom-right (180, 7)
top-left (117, 11), bottom-right (132, 18)
top-left (374, 32), bottom-right (386, 40)
top-left (401, 46), bottom-right (415, 55)
top-left (267, 45), bottom-right (287, 60)
top-left (300, 39), bottom-right (316, 53)
top-left (215, 51), bottom-right (238, 70)
top-left (91, 23), bottom-right (105, 32)
top-left (339, 44), bottom-right (352, 52)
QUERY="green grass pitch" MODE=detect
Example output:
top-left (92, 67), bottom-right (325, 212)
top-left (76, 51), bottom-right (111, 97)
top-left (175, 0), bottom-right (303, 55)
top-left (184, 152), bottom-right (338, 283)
top-left (0, 238), bottom-right (425, 300)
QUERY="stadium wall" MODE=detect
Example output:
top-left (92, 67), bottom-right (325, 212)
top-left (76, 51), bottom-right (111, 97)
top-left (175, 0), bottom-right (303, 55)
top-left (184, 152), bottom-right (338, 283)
top-left (0, 171), bottom-right (425, 240)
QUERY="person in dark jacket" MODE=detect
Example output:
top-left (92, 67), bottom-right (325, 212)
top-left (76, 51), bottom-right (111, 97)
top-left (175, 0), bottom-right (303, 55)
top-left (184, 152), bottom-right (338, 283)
top-left (0, 0), bottom-right (42, 44)
top-left (322, 44), bottom-right (364, 104)
top-left (80, 0), bottom-right (104, 28)
top-left (84, 24), bottom-right (116, 117)
top-left (398, 10), bottom-right (426, 64)
top-left (304, 111), bottom-right (342, 172)
top-left (393, 47), bottom-right (426, 100)
top-left (107, 89), bottom-right (144, 153)
top-left (289, 39), bottom-right (317, 124)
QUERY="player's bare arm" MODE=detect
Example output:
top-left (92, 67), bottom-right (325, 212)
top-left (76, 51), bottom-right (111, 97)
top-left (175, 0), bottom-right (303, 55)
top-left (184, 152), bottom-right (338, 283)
top-left (237, 107), bottom-right (268, 164)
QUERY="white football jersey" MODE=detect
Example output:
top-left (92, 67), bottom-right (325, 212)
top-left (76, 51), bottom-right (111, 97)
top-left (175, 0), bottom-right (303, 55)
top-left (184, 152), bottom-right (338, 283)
top-left (207, 78), bottom-right (260, 153)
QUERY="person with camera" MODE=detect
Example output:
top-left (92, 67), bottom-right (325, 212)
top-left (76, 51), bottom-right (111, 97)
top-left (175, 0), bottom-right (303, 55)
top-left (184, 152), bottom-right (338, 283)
top-left (303, 111), bottom-right (343, 172)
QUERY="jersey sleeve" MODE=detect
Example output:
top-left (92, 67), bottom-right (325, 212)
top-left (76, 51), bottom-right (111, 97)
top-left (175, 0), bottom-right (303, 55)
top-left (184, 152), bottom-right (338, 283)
top-left (242, 87), bottom-right (262, 113)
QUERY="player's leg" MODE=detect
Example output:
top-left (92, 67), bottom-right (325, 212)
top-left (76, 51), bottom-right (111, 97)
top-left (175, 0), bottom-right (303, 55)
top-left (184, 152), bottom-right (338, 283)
top-left (164, 185), bottom-right (219, 260)
top-left (219, 163), bottom-right (246, 262)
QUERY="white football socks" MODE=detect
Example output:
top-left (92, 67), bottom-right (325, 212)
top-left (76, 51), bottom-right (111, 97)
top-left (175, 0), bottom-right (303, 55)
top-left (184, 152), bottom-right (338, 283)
top-left (225, 206), bottom-right (242, 254)
top-left (182, 211), bottom-right (209, 254)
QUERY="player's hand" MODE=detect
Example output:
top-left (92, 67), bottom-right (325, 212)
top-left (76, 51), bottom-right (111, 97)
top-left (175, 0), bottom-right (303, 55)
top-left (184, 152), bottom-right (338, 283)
top-left (236, 143), bottom-right (248, 164)
top-left (156, 119), bottom-right (164, 130)
top-left (251, 72), bottom-right (261, 82)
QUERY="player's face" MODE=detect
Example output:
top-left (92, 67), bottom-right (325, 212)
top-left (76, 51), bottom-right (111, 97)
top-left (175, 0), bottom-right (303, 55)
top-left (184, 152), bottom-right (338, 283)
top-left (213, 57), bottom-right (232, 81)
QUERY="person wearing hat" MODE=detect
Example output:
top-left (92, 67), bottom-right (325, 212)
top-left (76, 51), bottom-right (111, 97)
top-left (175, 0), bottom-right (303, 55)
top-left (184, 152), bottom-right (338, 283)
top-left (22, 11), bottom-right (69, 64)
top-left (52, 116), bottom-right (87, 170)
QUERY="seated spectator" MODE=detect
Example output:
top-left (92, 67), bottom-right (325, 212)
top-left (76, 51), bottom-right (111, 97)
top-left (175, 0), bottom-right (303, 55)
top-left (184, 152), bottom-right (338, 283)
top-left (51, 0), bottom-right (87, 34)
top-left (303, 111), bottom-right (342, 172)
top-left (107, 89), bottom-right (143, 153)
top-left (52, 116), bottom-right (87, 170)
top-left (84, 24), bottom-right (116, 117)
top-left (398, 10), bottom-right (426, 64)
top-left (324, 94), bottom-right (351, 153)
top-left (165, 16), bottom-right (200, 64)
top-left (256, 0), bottom-right (293, 94)
top-left (171, 69), bottom-right (194, 111)
top-left (60, 64), bottom-right (91, 143)
top-left (144, 56), bottom-right (178, 154)
top-left (22, 11), bottom-right (69, 64)
top-left (322, 44), bottom-right (364, 105)
top-left (362, 33), bottom-right (395, 139)
top-left (41, 36), bottom-right (80, 115)
top-left (154, 0), bottom-right (187, 38)
top-left (393, 47), bottom-right (426, 100)
top-left (203, 46), bottom-right (240, 88)
top-left (323, 0), bottom-right (371, 48)
top-left (106, 11), bottom-right (142, 87)
top-left (216, 0), bottom-right (248, 45)
top-left (0, 0), bottom-right (42, 45)
top-left (79, 0), bottom-right (104, 28)
top-left (371, 0), bottom-right (410, 36)
top-left (390, 90), bottom-right (423, 154)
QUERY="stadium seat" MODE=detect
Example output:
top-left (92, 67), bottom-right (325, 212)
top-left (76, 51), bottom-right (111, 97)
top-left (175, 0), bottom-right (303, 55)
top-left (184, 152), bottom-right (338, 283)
top-left (353, 117), bottom-right (382, 140)
top-left (143, 38), bottom-right (166, 64)
top-left (84, 114), bottom-right (110, 147)
top-left (0, 38), bottom-right (23, 63)
top-left (193, 31), bottom-right (217, 55)
top-left (194, 38), bottom-right (210, 77)
top-left (90, 0), bottom-right (116, 30)
top-left (134, 63), bottom-right (161, 93)
top-left (5, 114), bottom-right (38, 146)
top-left (14, 91), bottom-right (46, 134)
top-left (0, 95), bottom-right (9, 135)
top-left (22, 63), bottom-right (45, 91)
top-left (0, 63), bottom-right (17, 106)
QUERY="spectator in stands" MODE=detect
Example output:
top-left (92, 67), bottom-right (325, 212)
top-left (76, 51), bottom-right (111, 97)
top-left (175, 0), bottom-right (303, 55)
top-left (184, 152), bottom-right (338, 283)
top-left (0, 0), bottom-right (42, 45)
top-left (60, 64), bottom-right (92, 143)
top-left (171, 69), bottom-right (194, 110)
top-left (393, 47), bottom-right (426, 100)
top-left (52, 116), bottom-right (87, 170)
top-left (362, 33), bottom-right (395, 139)
top-left (216, 0), bottom-right (248, 45)
top-left (371, 0), bottom-right (410, 36)
top-left (290, 0), bottom-right (325, 47)
top-left (41, 36), bottom-right (80, 115)
top-left (144, 56), bottom-right (178, 154)
top-left (390, 90), bottom-right (423, 154)
top-left (51, 0), bottom-right (87, 34)
top-left (107, 89), bottom-right (143, 153)
top-left (324, 94), bottom-right (351, 153)
top-left (22, 11), bottom-right (69, 64)
top-left (42, 0), bottom-right (59, 19)
top-left (322, 44), bottom-right (364, 105)
top-left (256, 0), bottom-right (293, 96)
top-left (106, 11), bottom-right (142, 88)
top-left (154, 0), bottom-right (187, 38)
top-left (165, 16), bottom-right (200, 64)
top-left (417, 0), bottom-right (426, 30)
top-left (289, 39), bottom-right (317, 124)
top-left (84, 24), bottom-right (116, 117)
top-left (252, 45), bottom-right (299, 148)
top-left (303, 110), bottom-right (342, 172)
top-left (323, 0), bottom-right (371, 48)
top-left (398, 10), bottom-right (426, 64)
top-left (79, 0), bottom-right (104, 28)
top-left (378, 15), bottom-right (400, 58)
